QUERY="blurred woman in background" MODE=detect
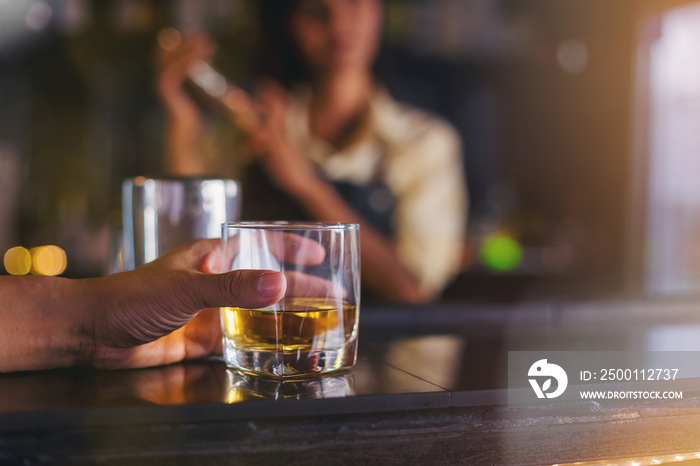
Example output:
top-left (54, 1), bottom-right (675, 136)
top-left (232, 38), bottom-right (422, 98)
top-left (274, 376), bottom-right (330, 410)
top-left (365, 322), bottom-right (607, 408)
top-left (156, 0), bottom-right (467, 303)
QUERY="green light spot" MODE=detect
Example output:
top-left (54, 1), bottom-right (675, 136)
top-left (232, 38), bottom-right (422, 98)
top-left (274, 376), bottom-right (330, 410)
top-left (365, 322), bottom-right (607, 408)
top-left (480, 235), bottom-right (523, 271)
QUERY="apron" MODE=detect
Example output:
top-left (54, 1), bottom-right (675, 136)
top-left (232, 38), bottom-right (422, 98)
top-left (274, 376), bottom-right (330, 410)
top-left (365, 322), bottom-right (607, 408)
top-left (240, 153), bottom-right (397, 304)
top-left (241, 162), bottom-right (396, 238)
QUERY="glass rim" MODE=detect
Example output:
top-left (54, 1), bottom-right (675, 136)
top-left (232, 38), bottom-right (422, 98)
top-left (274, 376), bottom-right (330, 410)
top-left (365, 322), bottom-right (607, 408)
top-left (223, 221), bottom-right (359, 231)
top-left (125, 175), bottom-right (239, 185)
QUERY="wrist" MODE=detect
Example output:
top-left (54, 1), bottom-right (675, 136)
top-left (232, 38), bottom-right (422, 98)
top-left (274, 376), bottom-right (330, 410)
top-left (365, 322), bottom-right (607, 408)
top-left (156, 77), bottom-right (186, 100)
top-left (158, 85), bottom-right (199, 117)
top-left (61, 277), bottom-right (111, 368)
top-left (53, 278), bottom-right (97, 368)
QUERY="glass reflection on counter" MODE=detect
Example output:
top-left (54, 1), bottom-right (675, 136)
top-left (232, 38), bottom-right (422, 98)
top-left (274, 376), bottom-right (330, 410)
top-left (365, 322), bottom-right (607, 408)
top-left (224, 370), bottom-right (355, 403)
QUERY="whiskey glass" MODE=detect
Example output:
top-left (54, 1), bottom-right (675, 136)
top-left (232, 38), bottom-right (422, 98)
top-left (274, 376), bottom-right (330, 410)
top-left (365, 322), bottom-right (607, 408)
top-left (220, 222), bottom-right (360, 378)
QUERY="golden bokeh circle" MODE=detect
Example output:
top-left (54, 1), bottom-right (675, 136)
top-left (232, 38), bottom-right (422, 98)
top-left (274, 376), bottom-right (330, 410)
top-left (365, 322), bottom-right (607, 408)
top-left (3, 247), bottom-right (31, 275)
top-left (29, 245), bottom-right (67, 276)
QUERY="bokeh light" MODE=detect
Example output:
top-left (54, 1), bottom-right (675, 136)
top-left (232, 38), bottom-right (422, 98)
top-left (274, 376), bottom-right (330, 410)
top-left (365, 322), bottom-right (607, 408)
top-left (3, 246), bottom-right (31, 275)
top-left (480, 234), bottom-right (523, 272)
top-left (25, 1), bottom-right (52, 31)
top-left (29, 245), bottom-right (68, 276)
top-left (556, 39), bottom-right (589, 74)
top-left (157, 27), bottom-right (181, 52)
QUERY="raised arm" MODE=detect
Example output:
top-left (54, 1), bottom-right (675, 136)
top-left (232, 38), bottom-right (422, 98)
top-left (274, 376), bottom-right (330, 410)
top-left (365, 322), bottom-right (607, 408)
top-left (241, 85), bottom-right (431, 303)
top-left (155, 31), bottom-right (214, 175)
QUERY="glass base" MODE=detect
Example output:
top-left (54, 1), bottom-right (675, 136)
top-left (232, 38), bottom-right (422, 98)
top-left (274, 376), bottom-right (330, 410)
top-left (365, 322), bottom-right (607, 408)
top-left (224, 369), bottom-right (355, 402)
top-left (223, 341), bottom-right (357, 379)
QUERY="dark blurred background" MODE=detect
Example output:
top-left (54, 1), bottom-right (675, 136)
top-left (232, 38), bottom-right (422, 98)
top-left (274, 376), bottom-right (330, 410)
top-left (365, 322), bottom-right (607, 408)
top-left (1, 0), bottom-right (699, 302)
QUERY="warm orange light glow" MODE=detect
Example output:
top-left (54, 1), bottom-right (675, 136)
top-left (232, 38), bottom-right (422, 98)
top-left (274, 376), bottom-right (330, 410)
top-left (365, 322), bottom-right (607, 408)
top-left (157, 27), bottom-right (181, 52)
top-left (3, 247), bottom-right (31, 275)
top-left (554, 451), bottom-right (700, 465)
top-left (132, 175), bottom-right (147, 186)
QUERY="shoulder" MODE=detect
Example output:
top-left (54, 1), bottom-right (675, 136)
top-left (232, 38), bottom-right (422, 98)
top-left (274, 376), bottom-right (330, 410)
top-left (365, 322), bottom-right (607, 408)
top-left (373, 90), bottom-right (462, 159)
top-left (373, 90), bottom-right (462, 172)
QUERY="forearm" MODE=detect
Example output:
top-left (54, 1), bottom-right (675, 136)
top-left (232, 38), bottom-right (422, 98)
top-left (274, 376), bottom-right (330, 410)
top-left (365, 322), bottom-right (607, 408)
top-left (0, 239), bottom-right (288, 372)
top-left (294, 180), bottom-right (428, 303)
top-left (0, 276), bottom-right (95, 372)
top-left (160, 89), bottom-right (207, 175)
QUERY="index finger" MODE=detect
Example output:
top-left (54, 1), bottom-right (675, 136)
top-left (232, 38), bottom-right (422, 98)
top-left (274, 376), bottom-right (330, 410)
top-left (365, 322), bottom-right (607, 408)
top-left (265, 231), bottom-right (326, 265)
top-left (204, 231), bottom-right (326, 274)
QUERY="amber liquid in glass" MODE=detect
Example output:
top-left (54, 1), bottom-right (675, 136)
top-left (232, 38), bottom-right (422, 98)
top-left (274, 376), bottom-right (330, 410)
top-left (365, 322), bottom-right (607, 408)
top-left (222, 297), bottom-right (358, 377)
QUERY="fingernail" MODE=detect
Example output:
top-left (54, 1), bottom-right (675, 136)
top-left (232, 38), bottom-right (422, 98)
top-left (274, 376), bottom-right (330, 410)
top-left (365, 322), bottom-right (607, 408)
top-left (256, 272), bottom-right (282, 298)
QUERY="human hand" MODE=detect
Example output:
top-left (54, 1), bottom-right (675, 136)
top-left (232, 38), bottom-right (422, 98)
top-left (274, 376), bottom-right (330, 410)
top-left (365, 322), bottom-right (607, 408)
top-left (155, 29), bottom-right (215, 116)
top-left (84, 235), bottom-right (325, 370)
top-left (241, 80), bottom-right (323, 197)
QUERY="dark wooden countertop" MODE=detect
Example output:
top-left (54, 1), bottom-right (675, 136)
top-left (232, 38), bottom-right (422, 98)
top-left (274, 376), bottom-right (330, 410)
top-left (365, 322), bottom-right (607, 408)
top-left (3, 299), bottom-right (700, 465)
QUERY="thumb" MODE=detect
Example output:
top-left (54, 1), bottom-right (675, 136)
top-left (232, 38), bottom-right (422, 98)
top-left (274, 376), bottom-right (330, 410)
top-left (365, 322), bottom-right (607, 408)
top-left (196, 269), bottom-right (286, 310)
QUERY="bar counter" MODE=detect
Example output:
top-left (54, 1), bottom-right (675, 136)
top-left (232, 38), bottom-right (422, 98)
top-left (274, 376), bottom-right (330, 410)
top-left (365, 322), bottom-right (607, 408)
top-left (3, 300), bottom-right (700, 465)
